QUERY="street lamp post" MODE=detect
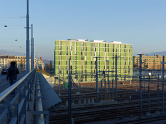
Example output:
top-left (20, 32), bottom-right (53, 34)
top-left (26, 0), bottom-right (30, 72)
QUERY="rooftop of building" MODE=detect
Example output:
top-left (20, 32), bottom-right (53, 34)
top-left (55, 39), bottom-right (131, 45)
top-left (0, 55), bottom-right (42, 60)
top-left (134, 54), bottom-right (163, 58)
top-left (0, 55), bottom-right (9, 58)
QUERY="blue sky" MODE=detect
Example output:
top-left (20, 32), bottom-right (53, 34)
top-left (0, 0), bottom-right (166, 60)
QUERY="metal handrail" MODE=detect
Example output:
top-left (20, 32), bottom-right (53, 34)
top-left (0, 69), bottom-right (35, 102)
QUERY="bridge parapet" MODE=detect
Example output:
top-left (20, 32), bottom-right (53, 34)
top-left (0, 69), bottom-right (36, 124)
top-left (37, 73), bottom-right (62, 111)
top-left (34, 72), bottom-right (62, 124)
top-left (0, 70), bottom-right (62, 124)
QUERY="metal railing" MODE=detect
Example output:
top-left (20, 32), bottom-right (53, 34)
top-left (0, 69), bottom-right (36, 124)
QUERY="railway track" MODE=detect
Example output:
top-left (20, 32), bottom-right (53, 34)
top-left (50, 99), bottom-right (166, 124)
top-left (50, 81), bottom-right (166, 123)
top-left (115, 114), bottom-right (166, 124)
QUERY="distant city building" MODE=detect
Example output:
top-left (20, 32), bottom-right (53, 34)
top-left (0, 55), bottom-right (44, 71)
top-left (133, 55), bottom-right (165, 70)
top-left (54, 39), bottom-right (133, 83)
top-left (37, 57), bottom-right (45, 70)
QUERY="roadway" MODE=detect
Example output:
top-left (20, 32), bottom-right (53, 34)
top-left (0, 71), bottom-right (27, 93)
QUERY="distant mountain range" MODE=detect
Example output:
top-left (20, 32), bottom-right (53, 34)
top-left (0, 49), bottom-right (25, 56)
top-left (147, 51), bottom-right (166, 56)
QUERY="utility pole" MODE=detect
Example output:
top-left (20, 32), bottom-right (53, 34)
top-left (162, 56), bottom-right (165, 111)
top-left (68, 58), bottom-right (72, 124)
top-left (138, 54), bottom-right (143, 116)
top-left (63, 68), bottom-right (64, 89)
top-left (31, 24), bottom-right (34, 70)
top-left (58, 67), bottom-right (60, 95)
top-left (96, 57), bottom-right (98, 102)
top-left (26, 0), bottom-right (30, 72)
top-left (94, 57), bottom-right (100, 103)
top-left (115, 55), bottom-right (118, 101)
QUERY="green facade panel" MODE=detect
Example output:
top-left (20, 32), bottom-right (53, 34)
top-left (100, 43), bottom-right (105, 47)
top-left (55, 45), bottom-right (59, 50)
top-left (62, 41), bottom-right (67, 45)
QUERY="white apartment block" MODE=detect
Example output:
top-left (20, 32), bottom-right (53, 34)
top-left (0, 55), bottom-right (44, 71)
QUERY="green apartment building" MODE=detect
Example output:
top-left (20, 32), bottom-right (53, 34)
top-left (54, 39), bottom-right (133, 83)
